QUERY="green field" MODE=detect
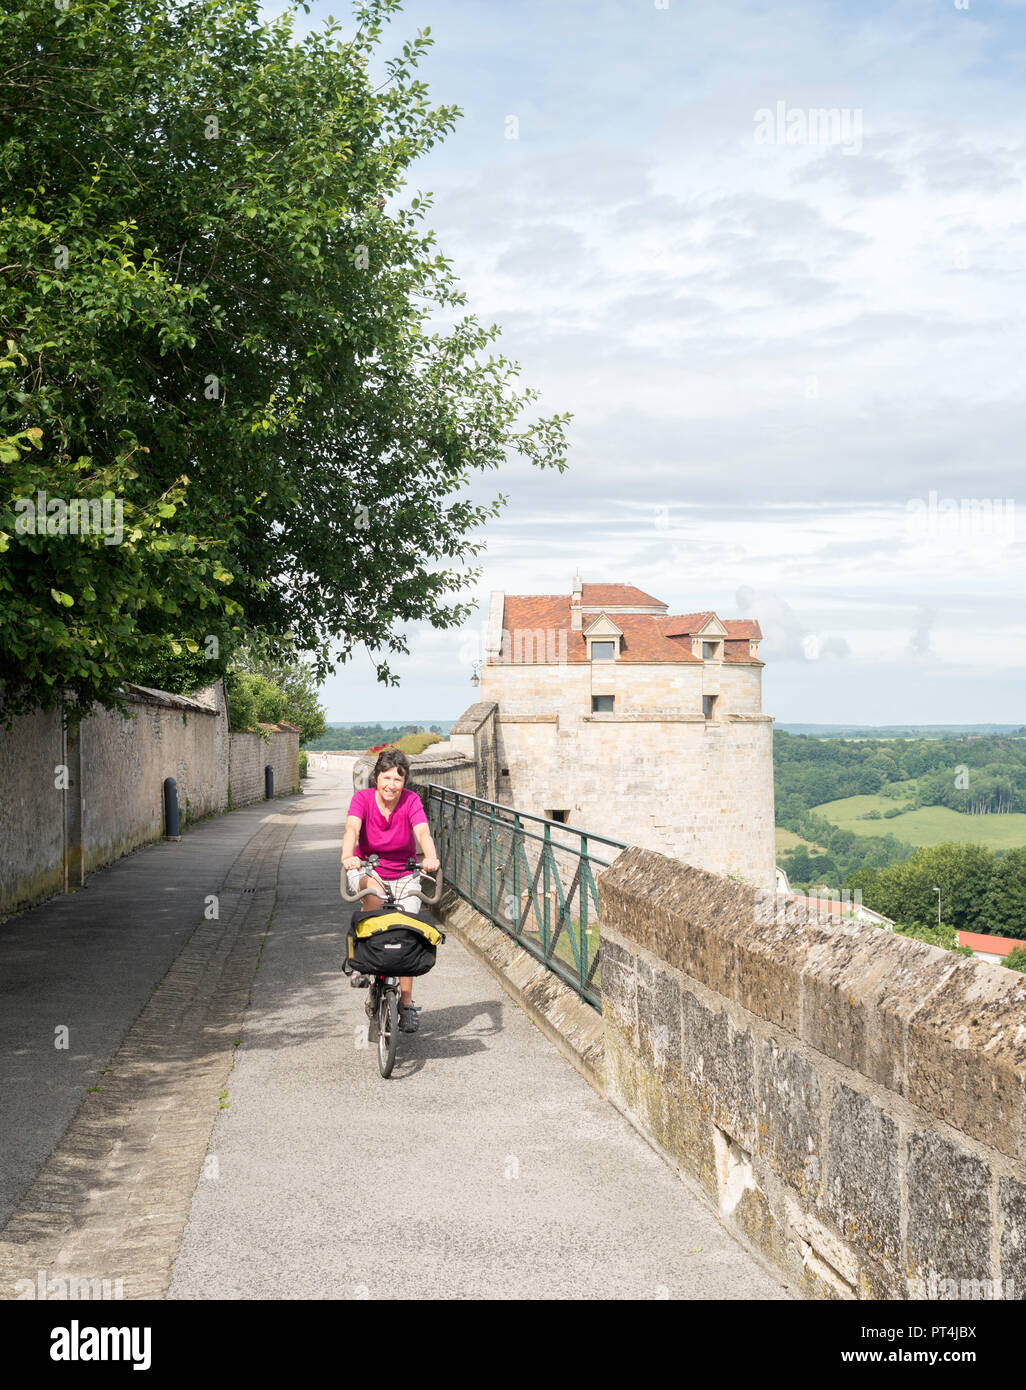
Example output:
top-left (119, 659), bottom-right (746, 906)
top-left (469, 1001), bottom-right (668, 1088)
top-left (775, 827), bottom-right (827, 854)
top-left (813, 796), bottom-right (1026, 850)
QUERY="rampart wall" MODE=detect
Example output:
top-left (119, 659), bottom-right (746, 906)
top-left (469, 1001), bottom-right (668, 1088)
top-left (599, 845), bottom-right (1026, 1300)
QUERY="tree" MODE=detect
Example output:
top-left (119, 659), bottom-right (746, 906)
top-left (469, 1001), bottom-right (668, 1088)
top-left (230, 643), bottom-right (327, 744)
top-left (846, 842), bottom-right (994, 934)
top-left (1005, 945), bottom-right (1026, 973)
top-left (225, 670), bottom-right (287, 732)
top-left (982, 847), bottom-right (1026, 940)
top-left (0, 347), bottom-right (241, 722)
top-left (0, 0), bottom-right (569, 721)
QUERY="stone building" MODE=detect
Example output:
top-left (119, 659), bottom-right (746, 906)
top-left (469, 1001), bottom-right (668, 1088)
top-left (458, 575), bottom-right (775, 892)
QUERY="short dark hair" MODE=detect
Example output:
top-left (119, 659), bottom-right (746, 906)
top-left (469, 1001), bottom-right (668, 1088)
top-left (372, 749), bottom-right (410, 785)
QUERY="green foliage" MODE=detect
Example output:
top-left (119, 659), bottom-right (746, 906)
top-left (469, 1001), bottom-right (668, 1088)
top-left (776, 733), bottom-right (1026, 939)
top-left (842, 842), bottom-right (995, 935)
top-left (231, 643), bottom-right (326, 745)
top-left (981, 846), bottom-right (1026, 939)
top-left (1004, 946), bottom-right (1026, 973)
top-left (0, 342), bottom-right (242, 723)
top-left (298, 749), bottom-right (308, 779)
top-left (225, 670), bottom-right (285, 734)
top-left (778, 807), bottom-right (912, 893)
top-left (394, 731), bottom-right (441, 754)
top-left (892, 920), bottom-right (965, 952)
top-left (775, 730), bottom-right (1026, 825)
top-left (0, 0), bottom-right (568, 721)
top-left (128, 633), bottom-right (232, 696)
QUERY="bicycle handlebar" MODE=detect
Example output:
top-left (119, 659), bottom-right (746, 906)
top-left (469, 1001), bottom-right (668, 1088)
top-left (340, 856), bottom-right (443, 908)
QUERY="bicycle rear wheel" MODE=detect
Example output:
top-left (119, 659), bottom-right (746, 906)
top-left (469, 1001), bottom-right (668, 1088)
top-left (377, 987), bottom-right (399, 1078)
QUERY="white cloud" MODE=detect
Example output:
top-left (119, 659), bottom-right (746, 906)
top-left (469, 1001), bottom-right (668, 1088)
top-left (284, 0), bottom-right (1024, 723)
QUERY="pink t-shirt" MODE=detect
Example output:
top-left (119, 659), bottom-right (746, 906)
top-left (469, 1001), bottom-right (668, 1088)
top-left (347, 787), bottom-right (427, 878)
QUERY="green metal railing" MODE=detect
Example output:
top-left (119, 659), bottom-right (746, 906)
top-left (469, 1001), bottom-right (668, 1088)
top-left (411, 784), bottom-right (626, 1011)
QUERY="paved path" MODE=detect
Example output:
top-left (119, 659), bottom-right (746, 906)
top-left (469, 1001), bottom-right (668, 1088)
top-left (0, 795), bottom-right (293, 1230)
top-left (1, 767), bottom-right (791, 1300)
top-left (170, 771), bottom-right (790, 1300)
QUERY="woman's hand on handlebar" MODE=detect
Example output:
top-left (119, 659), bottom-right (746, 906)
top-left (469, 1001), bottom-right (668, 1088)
top-left (342, 855), bottom-right (362, 872)
top-left (421, 854), bottom-right (440, 874)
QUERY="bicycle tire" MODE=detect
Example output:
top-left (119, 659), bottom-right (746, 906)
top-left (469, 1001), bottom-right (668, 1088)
top-left (378, 987), bottom-right (399, 1078)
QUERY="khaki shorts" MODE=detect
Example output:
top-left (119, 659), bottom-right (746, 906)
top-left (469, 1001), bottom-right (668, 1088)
top-left (346, 867), bottom-right (422, 913)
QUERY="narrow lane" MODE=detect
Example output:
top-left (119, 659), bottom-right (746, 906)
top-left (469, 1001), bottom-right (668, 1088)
top-left (170, 773), bottom-right (791, 1300)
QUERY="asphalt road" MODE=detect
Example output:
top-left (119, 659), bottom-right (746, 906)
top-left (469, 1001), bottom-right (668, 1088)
top-left (0, 796), bottom-right (280, 1231)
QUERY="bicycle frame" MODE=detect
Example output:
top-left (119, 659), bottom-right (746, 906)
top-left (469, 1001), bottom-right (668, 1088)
top-left (339, 853), bottom-right (443, 908)
top-left (340, 855), bottom-right (443, 1078)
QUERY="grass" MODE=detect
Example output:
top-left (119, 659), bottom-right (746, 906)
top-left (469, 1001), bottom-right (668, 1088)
top-left (813, 795), bottom-right (1026, 850)
top-left (516, 913), bottom-right (601, 993)
top-left (775, 827), bottom-right (827, 854)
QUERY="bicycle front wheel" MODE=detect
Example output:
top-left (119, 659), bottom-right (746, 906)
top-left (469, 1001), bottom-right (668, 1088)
top-left (377, 988), bottom-right (399, 1078)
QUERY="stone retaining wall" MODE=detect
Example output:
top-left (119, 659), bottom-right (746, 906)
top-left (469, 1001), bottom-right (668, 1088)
top-left (229, 724), bottom-right (300, 808)
top-left (0, 708), bottom-right (65, 912)
top-left (1, 682), bottom-right (299, 916)
top-left (80, 686), bottom-right (229, 870)
top-left (599, 845), bottom-right (1026, 1301)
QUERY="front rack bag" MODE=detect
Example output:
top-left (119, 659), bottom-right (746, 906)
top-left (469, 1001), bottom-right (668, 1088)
top-left (347, 907), bottom-right (445, 977)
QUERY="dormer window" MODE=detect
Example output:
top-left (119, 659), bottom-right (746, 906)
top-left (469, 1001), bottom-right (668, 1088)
top-left (702, 641), bottom-right (722, 660)
top-left (589, 640), bottom-right (617, 660)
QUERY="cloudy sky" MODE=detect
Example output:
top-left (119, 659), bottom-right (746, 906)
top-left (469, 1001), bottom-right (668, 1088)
top-left (279, 0), bottom-right (1025, 725)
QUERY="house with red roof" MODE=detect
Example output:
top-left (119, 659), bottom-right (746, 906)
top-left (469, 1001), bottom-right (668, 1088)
top-left (471, 574), bottom-right (775, 891)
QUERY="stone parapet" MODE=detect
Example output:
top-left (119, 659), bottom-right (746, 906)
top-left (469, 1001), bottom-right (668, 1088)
top-left (599, 844), bottom-right (1026, 1301)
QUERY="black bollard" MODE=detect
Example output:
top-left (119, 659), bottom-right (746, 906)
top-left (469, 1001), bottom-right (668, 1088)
top-left (163, 777), bottom-right (180, 839)
top-left (264, 765), bottom-right (274, 800)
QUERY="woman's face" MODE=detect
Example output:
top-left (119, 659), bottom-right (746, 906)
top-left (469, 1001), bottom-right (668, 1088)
top-left (376, 766), bottom-right (405, 799)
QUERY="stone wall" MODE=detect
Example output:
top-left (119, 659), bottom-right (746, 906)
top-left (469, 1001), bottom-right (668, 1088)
top-left (491, 709), bottom-right (775, 891)
top-left (478, 659), bottom-right (775, 892)
top-left (80, 685), bottom-right (229, 870)
top-left (447, 702), bottom-right (499, 801)
top-left (1, 683), bottom-right (299, 917)
top-left (228, 724), bottom-right (300, 808)
top-left (0, 708), bottom-right (65, 912)
top-left (599, 845), bottom-right (1026, 1301)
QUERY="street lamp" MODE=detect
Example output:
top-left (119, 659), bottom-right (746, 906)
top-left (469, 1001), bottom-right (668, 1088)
top-left (934, 886), bottom-right (941, 926)
top-left (470, 660), bottom-right (481, 687)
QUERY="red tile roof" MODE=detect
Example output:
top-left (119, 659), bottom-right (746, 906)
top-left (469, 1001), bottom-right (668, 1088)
top-left (498, 593), bottom-right (763, 665)
top-left (956, 931), bottom-right (1024, 957)
top-left (657, 615), bottom-right (763, 641)
top-left (659, 612), bottom-right (716, 636)
top-left (724, 620), bottom-right (762, 640)
top-left (579, 584), bottom-right (667, 608)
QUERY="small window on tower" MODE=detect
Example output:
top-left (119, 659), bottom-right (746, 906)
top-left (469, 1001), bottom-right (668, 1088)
top-left (591, 695), bottom-right (614, 713)
top-left (703, 695), bottom-right (719, 719)
top-left (547, 809), bottom-right (570, 824)
top-left (590, 641), bottom-right (616, 660)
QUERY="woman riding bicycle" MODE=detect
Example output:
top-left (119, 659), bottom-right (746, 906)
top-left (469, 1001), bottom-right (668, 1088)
top-left (341, 749), bottom-right (440, 1033)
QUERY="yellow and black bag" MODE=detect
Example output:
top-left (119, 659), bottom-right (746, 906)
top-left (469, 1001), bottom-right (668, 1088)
top-left (346, 907), bottom-right (445, 977)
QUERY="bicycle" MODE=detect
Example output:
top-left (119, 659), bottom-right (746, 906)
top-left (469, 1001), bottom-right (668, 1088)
top-left (339, 853), bottom-right (443, 1078)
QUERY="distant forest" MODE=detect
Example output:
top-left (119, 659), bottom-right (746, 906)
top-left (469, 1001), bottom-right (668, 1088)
top-left (775, 729), bottom-right (1026, 823)
top-left (775, 730), bottom-right (1026, 936)
top-left (305, 721), bottom-right (452, 750)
